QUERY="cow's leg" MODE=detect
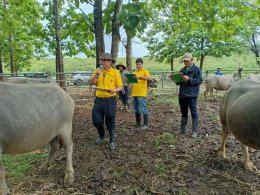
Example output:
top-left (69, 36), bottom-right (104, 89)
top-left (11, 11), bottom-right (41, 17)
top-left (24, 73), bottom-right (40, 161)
top-left (40, 136), bottom-right (59, 170)
top-left (59, 124), bottom-right (74, 185)
top-left (0, 149), bottom-right (9, 195)
top-left (203, 90), bottom-right (208, 100)
top-left (217, 126), bottom-right (229, 158)
top-left (241, 144), bottom-right (258, 172)
top-left (210, 89), bottom-right (216, 100)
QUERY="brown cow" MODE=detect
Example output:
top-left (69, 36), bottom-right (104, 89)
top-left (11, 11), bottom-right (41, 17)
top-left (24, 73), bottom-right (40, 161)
top-left (218, 79), bottom-right (260, 172)
top-left (0, 81), bottom-right (75, 194)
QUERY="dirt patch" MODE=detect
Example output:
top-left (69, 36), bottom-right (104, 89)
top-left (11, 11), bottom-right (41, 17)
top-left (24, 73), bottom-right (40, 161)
top-left (10, 88), bottom-right (260, 194)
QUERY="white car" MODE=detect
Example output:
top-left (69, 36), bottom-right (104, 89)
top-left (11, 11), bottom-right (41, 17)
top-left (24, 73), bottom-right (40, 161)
top-left (69, 71), bottom-right (91, 85)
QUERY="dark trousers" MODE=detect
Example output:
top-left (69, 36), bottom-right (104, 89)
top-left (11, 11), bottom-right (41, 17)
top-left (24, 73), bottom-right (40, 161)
top-left (179, 97), bottom-right (198, 119)
top-left (118, 86), bottom-right (129, 104)
top-left (92, 97), bottom-right (116, 141)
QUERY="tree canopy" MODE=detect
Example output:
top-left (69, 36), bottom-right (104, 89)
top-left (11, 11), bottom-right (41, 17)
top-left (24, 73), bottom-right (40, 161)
top-left (0, 0), bottom-right (259, 74)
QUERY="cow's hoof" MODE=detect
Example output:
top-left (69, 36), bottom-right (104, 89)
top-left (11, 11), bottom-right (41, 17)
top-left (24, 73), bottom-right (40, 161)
top-left (39, 162), bottom-right (48, 170)
top-left (244, 161), bottom-right (257, 172)
top-left (40, 161), bottom-right (53, 170)
top-left (64, 172), bottom-right (75, 186)
top-left (217, 149), bottom-right (226, 158)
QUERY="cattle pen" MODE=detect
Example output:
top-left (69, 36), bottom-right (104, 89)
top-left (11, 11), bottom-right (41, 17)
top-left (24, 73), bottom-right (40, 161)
top-left (0, 73), bottom-right (260, 194)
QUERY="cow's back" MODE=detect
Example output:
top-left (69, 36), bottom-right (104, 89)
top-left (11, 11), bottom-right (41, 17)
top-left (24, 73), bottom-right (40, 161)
top-left (205, 75), bottom-right (234, 91)
top-left (0, 82), bottom-right (74, 154)
top-left (220, 79), bottom-right (260, 150)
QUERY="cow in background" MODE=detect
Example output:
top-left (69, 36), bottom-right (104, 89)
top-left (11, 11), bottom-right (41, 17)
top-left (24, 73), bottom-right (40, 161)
top-left (218, 79), bottom-right (260, 172)
top-left (0, 81), bottom-right (75, 194)
top-left (248, 73), bottom-right (260, 81)
top-left (148, 78), bottom-right (158, 89)
top-left (6, 77), bottom-right (56, 84)
top-left (204, 74), bottom-right (235, 100)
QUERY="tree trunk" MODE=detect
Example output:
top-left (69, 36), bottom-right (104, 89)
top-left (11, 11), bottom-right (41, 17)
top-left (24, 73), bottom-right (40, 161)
top-left (8, 36), bottom-right (15, 76)
top-left (170, 57), bottom-right (174, 71)
top-left (111, 0), bottom-right (123, 65)
top-left (250, 33), bottom-right (260, 67)
top-left (0, 50), bottom-right (3, 81)
top-left (53, 0), bottom-right (65, 88)
top-left (125, 30), bottom-right (132, 71)
top-left (199, 37), bottom-right (205, 70)
top-left (94, 0), bottom-right (105, 68)
top-left (199, 53), bottom-right (204, 70)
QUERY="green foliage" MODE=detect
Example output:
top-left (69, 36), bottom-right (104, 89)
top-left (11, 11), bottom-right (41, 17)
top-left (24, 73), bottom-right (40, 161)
top-left (2, 153), bottom-right (47, 178)
top-left (155, 132), bottom-right (176, 146)
top-left (119, 2), bottom-right (151, 37)
top-left (0, 0), bottom-right (45, 71)
top-left (42, 0), bottom-right (96, 58)
top-left (142, 0), bottom-right (259, 69)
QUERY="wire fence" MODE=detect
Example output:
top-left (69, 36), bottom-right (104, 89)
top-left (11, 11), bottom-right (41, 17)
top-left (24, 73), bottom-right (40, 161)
top-left (1, 68), bottom-right (260, 97)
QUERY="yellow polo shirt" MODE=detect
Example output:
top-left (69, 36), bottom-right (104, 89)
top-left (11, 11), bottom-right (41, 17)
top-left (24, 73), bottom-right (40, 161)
top-left (92, 67), bottom-right (123, 98)
top-left (132, 68), bottom-right (151, 97)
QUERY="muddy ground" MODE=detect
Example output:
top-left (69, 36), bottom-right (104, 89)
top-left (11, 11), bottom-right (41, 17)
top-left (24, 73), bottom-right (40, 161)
top-left (10, 88), bottom-right (260, 194)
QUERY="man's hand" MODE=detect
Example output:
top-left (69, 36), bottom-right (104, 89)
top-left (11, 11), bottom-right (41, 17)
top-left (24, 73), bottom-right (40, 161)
top-left (182, 75), bottom-right (190, 81)
top-left (95, 69), bottom-right (102, 79)
top-left (110, 89), bottom-right (117, 94)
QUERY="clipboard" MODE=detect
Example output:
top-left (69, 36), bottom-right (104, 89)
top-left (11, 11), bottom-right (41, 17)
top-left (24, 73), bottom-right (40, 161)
top-left (92, 86), bottom-right (111, 91)
top-left (125, 74), bottom-right (138, 83)
top-left (169, 73), bottom-right (183, 84)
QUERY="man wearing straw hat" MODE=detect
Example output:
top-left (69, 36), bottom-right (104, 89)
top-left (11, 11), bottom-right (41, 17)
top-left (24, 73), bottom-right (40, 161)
top-left (91, 53), bottom-right (123, 150)
top-left (116, 63), bottom-right (130, 111)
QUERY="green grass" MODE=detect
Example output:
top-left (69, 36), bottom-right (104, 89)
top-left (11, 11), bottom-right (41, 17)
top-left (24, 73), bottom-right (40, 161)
top-left (7, 51), bottom-right (258, 75)
top-left (152, 94), bottom-right (179, 105)
top-left (2, 153), bottom-right (47, 179)
top-left (155, 132), bottom-right (176, 146)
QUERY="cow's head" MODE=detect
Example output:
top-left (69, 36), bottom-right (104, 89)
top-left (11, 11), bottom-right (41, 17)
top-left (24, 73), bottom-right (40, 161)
top-left (148, 79), bottom-right (158, 88)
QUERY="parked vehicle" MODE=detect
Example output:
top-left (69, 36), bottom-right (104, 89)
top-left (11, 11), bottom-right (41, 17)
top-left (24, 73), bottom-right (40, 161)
top-left (69, 71), bottom-right (91, 85)
top-left (23, 72), bottom-right (48, 78)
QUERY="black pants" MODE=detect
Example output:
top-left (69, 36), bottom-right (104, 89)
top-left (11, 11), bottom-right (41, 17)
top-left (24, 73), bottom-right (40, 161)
top-left (179, 97), bottom-right (198, 119)
top-left (92, 97), bottom-right (116, 139)
top-left (118, 86), bottom-right (129, 105)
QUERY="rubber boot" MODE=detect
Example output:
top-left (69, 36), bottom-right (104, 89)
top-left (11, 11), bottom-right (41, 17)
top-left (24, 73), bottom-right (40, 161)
top-left (142, 114), bottom-right (148, 129)
top-left (135, 113), bottom-right (141, 128)
top-left (109, 130), bottom-right (116, 150)
top-left (191, 118), bottom-right (199, 138)
top-left (126, 100), bottom-right (130, 112)
top-left (179, 117), bottom-right (188, 134)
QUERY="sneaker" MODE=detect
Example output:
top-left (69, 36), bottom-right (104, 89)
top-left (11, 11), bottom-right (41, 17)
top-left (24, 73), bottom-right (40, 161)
top-left (141, 125), bottom-right (148, 130)
top-left (109, 142), bottom-right (116, 150)
top-left (191, 132), bottom-right (198, 138)
top-left (95, 137), bottom-right (103, 145)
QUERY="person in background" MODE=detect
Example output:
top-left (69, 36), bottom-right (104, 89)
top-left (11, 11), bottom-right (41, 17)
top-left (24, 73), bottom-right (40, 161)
top-left (116, 63), bottom-right (130, 111)
top-left (215, 67), bottom-right (223, 76)
top-left (131, 58), bottom-right (151, 129)
top-left (90, 53), bottom-right (123, 150)
top-left (177, 53), bottom-right (202, 138)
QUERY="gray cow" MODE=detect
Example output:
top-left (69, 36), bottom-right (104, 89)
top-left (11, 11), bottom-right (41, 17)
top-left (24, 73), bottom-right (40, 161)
top-left (248, 73), bottom-right (260, 81)
top-left (204, 74), bottom-right (235, 100)
top-left (0, 81), bottom-right (75, 194)
top-left (218, 79), bottom-right (260, 172)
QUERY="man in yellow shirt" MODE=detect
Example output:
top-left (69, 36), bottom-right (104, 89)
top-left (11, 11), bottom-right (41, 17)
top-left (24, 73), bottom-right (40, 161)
top-left (131, 58), bottom-right (151, 129)
top-left (91, 53), bottom-right (123, 150)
